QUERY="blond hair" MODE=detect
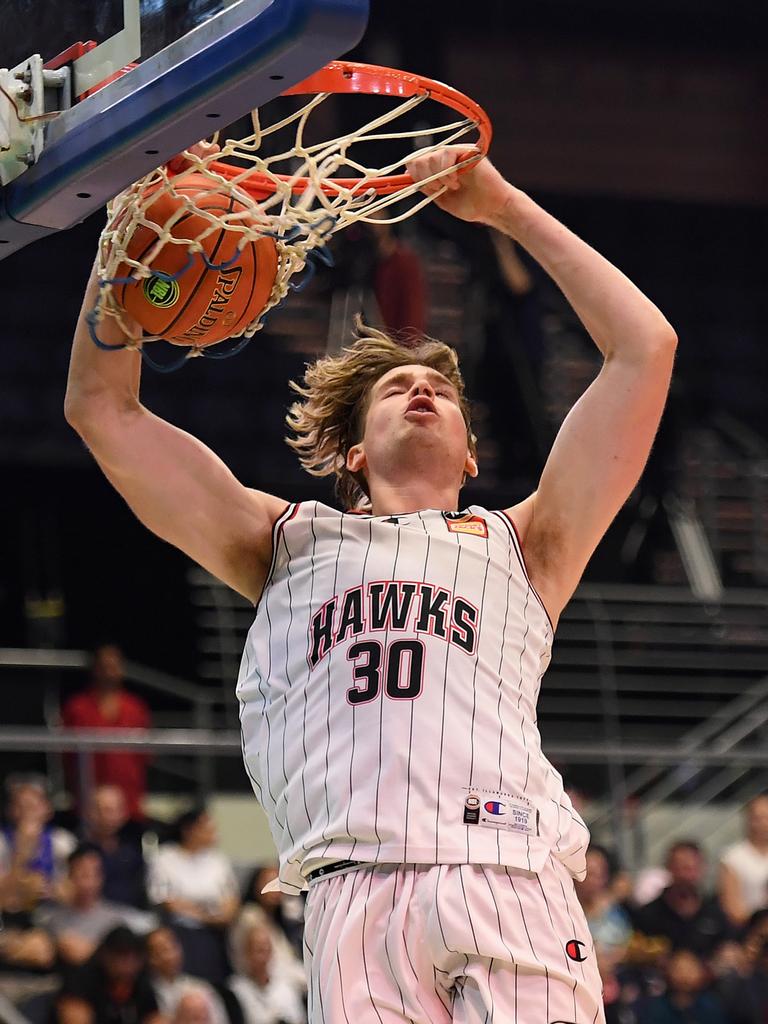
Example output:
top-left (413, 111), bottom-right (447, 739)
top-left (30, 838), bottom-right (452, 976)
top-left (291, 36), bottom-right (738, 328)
top-left (286, 321), bottom-right (476, 509)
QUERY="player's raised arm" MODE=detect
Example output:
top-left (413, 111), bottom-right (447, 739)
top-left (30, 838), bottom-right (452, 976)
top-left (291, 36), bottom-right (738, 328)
top-left (407, 146), bottom-right (677, 626)
top-left (64, 260), bottom-right (288, 603)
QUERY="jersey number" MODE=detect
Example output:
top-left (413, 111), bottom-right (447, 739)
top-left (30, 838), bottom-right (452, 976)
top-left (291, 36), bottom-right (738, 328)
top-left (346, 639), bottom-right (425, 705)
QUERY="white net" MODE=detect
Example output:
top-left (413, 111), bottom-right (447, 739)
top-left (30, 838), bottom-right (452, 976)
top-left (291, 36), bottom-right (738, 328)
top-left (91, 62), bottom-right (489, 363)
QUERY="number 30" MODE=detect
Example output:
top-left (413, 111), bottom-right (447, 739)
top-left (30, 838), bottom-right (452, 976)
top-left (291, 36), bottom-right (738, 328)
top-left (346, 639), bottom-right (425, 705)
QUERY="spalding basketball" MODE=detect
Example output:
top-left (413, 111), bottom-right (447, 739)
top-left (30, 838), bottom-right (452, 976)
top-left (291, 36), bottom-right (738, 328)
top-left (113, 174), bottom-right (278, 347)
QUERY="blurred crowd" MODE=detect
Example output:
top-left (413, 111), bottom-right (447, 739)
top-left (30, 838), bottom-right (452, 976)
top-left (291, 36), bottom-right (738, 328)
top-left (578, 795), bottom-right (768, 1024)
top-left (4, 658), bottom-right (768, 1024)
top-left (0, 776), bottom-right (307, 1024)
top-left (0, 645), bottom-right (307, 1024)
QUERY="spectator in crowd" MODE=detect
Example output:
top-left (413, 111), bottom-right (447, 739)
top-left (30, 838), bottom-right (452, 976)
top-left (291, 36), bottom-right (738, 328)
top-left (636, 948), bottom-right (727, 1024)
top-left (366, 216), bottom-right (427, 336)
top-left (173, 989), bottom-right (218, 1024)
top-left (577, 845), bottom-right (637, 1022)
top-left (0, 917), bottom-right (56, 1009)
top-left (146, 926), bottom-right (229, 1024)
top-left (230, 865), bottom-right (304, 989)
top-left (0, 775), bottom-right (70, 1004)
top-left (84, 784), bottom-right (147, 908)
top-left (742, 909), bottom-right (768, 966)
top-left (0, 921), bottom-right (56, 992)
top-left (41, 844), bottom-right (143, 968)
top-left (0, 774), bottom-right (76, 900)
top-left (56, 926), bottom-right (162, 1024)
top-left (715, 925), bottom-right (768, 1024)
top-left (228, 923), bottom-right (305, 1024)
top-left (719, 793), bottom-right (768, 928)
top-left (148, 807), bottom-right (238, 986)
top-left (576, 845), bottom-right (634, 958)
top-left (634, 841), bottom-right (732, 957)
top-left (61, 643), bottom-right (150, 820)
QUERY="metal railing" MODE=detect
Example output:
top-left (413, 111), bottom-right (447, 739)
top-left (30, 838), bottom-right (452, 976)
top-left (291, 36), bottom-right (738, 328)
top-left (0, 728), bottom-right (767, 765)
top-left (0, 647), bottom-right (221, 796)
top-left (680, 423), bottom-right (768, 587)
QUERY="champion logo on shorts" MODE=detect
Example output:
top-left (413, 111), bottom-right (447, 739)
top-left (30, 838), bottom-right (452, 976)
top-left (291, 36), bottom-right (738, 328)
top-left (443, 511), bottom-right (489, 538)
top-left (565, 939), bottom-right (588, 962)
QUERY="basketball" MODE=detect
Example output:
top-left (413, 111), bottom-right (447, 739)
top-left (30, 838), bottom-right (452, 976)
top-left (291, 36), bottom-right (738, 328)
top-left (113, 173), bottom-right (279, 346)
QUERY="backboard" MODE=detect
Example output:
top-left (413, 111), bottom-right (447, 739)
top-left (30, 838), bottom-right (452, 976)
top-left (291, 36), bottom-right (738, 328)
top-left (0, 0), bottom-right (369, 258)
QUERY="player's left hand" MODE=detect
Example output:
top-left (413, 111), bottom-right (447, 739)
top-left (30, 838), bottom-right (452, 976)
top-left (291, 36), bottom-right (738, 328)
top-left (406, 145), bottom-right (511, 225)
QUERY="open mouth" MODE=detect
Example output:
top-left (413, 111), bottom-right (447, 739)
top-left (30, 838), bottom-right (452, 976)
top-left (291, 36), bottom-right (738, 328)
top-left (406, 396), bottom-right (437, 416)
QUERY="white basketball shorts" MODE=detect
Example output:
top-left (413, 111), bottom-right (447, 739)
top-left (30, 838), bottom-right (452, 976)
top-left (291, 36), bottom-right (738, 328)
top-left (303, 854), bottom-right (605, 1024)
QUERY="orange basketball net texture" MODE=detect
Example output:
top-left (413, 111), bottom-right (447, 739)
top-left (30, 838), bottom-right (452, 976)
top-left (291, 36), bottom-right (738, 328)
top-left (96, 62), bottom-right (492, 354)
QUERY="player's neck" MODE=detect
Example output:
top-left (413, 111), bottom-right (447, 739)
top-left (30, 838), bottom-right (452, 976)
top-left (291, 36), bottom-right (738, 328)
top-left (368, 479), bottom-right (461, 517)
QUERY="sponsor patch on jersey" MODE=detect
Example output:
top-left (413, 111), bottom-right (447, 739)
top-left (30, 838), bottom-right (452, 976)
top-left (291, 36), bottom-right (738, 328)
top-left (461, 788), bottom-right (537, 835)
top-left (443, 512), bottom-right (488, 538)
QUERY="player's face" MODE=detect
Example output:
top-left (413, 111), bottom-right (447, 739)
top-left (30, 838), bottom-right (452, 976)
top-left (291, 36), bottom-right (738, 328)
top-left (348, 364), bottom-right (477, 494)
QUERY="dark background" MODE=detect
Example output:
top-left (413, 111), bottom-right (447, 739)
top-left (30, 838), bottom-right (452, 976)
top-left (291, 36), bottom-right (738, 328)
top-left (1, 0), bottom-right (766, 678)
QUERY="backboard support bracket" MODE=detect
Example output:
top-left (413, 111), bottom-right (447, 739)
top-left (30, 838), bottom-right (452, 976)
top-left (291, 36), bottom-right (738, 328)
top-left (0, 56), bottom-right (71, 188)
top-left (71, 0), bottom-right (141, 98)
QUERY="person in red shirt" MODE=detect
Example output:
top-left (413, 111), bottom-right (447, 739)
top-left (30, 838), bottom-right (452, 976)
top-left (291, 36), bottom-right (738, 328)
top-left (368, 217), bottom-right (427, 336)
top-left (62, 644), bottom-right (150, 820)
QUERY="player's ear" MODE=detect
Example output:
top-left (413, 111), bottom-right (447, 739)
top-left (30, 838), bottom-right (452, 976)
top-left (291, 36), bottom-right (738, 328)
top-left (464, 450), bottom-right (478, 479)
top-left (347, 443), bottom-right (367, 476)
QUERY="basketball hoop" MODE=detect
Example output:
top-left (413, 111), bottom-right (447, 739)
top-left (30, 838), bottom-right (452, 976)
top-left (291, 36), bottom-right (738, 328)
top-left (92, 61), bottom-right (492, 369)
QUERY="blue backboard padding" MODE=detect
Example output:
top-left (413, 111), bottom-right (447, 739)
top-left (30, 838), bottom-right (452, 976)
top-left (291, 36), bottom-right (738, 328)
top-left (0, 0), bottom-right (368, 258)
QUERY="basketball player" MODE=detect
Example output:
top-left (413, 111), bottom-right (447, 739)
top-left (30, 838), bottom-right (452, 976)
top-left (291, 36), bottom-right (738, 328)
top-left (65, 145), bottom-right (677, 1023)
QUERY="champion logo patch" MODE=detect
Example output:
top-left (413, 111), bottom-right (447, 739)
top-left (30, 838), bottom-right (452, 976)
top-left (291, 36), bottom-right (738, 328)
top-left (484, 801), bottom-right (505, 815)
top-left (443, 512), bottom-right (488, 538)
top-left (565, 939), bottom-right (588, 962)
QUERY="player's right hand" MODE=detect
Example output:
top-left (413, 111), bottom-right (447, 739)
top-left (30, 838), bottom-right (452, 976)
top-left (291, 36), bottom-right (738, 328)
top-left (406, 144), bottom-right (512, 225)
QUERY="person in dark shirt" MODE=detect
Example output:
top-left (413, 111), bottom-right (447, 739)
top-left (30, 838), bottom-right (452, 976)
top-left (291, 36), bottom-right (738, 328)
top-left (714, 935), bottom-right (768, 1024)
top-left (85, 785), bottom-right (147, 909)
top-left (635, 841), bottom-right (732, 958)
top-left (637, 949), bottom-right (727, 1024)
top-left (57, 926), bottom-right (162, 1024)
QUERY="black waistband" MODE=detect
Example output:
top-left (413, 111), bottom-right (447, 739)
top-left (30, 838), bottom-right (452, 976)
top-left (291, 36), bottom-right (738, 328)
top-left (306, 859), bottom-right (363, 883)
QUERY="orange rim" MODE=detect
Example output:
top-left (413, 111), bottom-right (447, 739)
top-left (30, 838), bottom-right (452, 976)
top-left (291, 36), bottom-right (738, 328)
top-left (203, 60), bottom-right (492, 198)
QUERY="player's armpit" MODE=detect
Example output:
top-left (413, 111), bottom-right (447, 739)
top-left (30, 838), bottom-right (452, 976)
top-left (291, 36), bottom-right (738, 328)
top-left (70, 400), bottom-right (287, 603)
top-left (509, 339), bottom-right (676, 624)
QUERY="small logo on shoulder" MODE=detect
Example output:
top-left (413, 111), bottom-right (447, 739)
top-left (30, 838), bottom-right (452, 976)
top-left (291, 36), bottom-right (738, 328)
top-left (565, 939), bottom-right (588, 962)
top-left (443, 512), bottom-right (488, 538)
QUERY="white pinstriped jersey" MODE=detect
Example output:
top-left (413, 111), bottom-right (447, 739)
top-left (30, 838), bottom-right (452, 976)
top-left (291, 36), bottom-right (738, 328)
top-left (237, 502), bottom-right (590, 894)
